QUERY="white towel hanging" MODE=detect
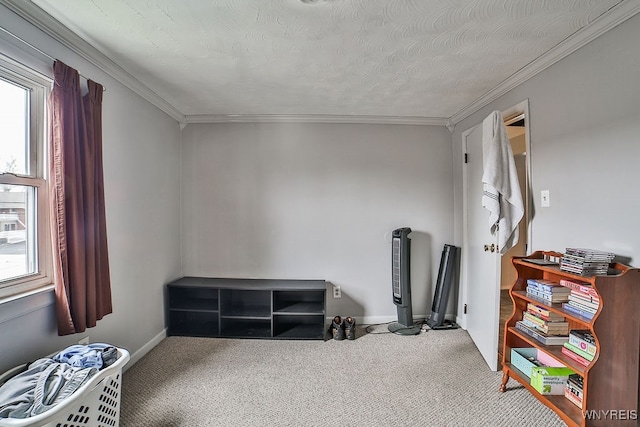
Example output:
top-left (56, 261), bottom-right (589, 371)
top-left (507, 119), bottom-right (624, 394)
top-left (481, 111), bottom-right (525, 254)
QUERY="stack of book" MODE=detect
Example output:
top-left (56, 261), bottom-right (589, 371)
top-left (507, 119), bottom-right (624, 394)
top-left (522, 303), bottom-right (569, 336)
top-left (562, 330), bottom-right (596, 367)
top-left (526, 278), bottom-right (571, 303)
top-left (559, 278), bottom-right (599, 319)
top-left (560, 248), bottom-right (615, 275)
top-left (565, 373), bottom-right (584, 408)
top-left (515, 320), bottom-right (569, 345)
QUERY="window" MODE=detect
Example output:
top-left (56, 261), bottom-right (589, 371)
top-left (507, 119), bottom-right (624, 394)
top-left (0, 56), bottom-right (51, 299)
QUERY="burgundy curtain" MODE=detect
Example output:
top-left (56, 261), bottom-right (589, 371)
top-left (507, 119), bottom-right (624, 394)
top-left (49, 60), bottom-right (112, 336)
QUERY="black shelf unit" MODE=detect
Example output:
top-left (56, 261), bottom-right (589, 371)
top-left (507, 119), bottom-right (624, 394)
top-left (167, 277), bottom-right (326, 340)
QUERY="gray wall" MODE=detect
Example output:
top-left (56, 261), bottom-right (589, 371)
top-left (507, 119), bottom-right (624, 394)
top-left (453, 13), bottom-right (640, 272)
top-left (2, 2), bottom-right (638, 375)
top-left (181, 122), bottom-right (454, 322)
top-left (0, 6), bottom-right (181, 373)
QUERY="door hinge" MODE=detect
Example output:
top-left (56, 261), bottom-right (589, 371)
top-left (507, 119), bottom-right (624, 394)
top-left (464, 304), bottom-right (468, 314)
top-left (464, 153), bottom-right (468, 163)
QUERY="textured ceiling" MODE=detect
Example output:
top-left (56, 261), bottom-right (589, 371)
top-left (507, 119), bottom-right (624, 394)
top-left (25, 0), bottom-right (626, 121)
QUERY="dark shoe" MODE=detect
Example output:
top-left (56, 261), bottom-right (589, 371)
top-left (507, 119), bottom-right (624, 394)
top-left (344, 316), bottom-right (356, 340)
top-left (330, 316), bottom-right (345, 340)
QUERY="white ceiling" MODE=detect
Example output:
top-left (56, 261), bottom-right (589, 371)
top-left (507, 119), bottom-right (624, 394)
top-left (9, 0), bottom-right (639, 124)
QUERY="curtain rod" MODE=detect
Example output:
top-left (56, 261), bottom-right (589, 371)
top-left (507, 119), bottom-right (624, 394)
top-left (0, 25), bottom-right (106, 91)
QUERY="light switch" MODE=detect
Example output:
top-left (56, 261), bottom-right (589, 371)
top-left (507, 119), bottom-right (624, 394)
top-left (541, 190), bottom-right (550, 208)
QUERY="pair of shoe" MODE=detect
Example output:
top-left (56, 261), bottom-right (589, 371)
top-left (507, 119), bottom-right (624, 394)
top-left (330, 316), bottom-right (356, 340)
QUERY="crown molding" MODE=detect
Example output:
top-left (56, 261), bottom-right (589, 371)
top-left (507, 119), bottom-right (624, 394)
top-left (5, 0), bottom-right (639, 127)
top-left (449, 0), bottom-right (640, 126)
top-left (1, 0), bottom-right (186, 124)
top-left (185, 114), bottom-right (448, 126)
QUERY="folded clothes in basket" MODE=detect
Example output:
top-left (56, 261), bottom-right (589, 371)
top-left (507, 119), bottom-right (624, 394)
top-left (52, 343), bottom-right (118, 369)
top-left (0, 343), bottom-right (120, 419)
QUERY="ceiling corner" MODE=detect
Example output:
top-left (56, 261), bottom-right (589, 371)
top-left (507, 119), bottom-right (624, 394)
top-left (2, 0), bottom-right (186, 124)
top-left (448, 0), bottom-right (640, 126)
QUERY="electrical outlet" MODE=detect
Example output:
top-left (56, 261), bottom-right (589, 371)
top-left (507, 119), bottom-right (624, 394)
top-left (78, 336), bottom-right (90, 345)
top-left (541, 190), bottom-right (550, 208)
top-left (333, 286), bottom-right (341, 298)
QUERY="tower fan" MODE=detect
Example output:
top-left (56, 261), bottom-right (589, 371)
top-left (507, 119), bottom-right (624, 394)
top-left (426, 244), bottom-right (459, 330)
top-left (388, 227), bottom-right (421, 335)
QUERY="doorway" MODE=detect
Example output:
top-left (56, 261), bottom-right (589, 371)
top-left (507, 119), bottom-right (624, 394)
top-left (497, 111), bottom-right (530, 368)
top-left (461, 99), bottom-right (531, 371)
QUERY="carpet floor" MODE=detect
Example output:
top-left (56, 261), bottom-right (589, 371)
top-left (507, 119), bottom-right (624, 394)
top-left (120, 326), bottom-right (564, 426)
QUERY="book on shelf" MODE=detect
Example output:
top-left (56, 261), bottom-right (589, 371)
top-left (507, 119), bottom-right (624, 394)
top-left (569, 331), bottom-right (597, 356)
top-left (568, 373), bottom-right (584, 390)
top-left (570, 290), bottom-right (599, 305)
top-left (565, 372), bottom-right (584, 408)
top-left (565, 299), bottom-right (598, 315)
top-left (568, 293), bottom-right (599, 310)
top-left (515, 320), bottom-right (570, 345)
top-left (522, 312), bottom-right (569, 335)
top-left (564, 342), bottom-right (595, 362)
top-left (564, 387), bottom-right (583, 408)
top-left (526, 286), bottom-right (570, 303)
top-left (570, 329), bottom-right (595, 345)
top-left (559, 278), bottom-right (600, 300)
top-left (526, 303), bottom-right (565, 322)
top-left (561, 302), bottom-right (596, 320)
top-left (526, 279), bottom-right (570, 294)
top-left (561, 346), bottom-right (591, 367)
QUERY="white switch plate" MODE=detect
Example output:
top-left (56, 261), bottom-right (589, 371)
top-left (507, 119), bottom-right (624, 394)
top-left (541, 190), bottom-right (550, 208)
top-left (333, 286), bottom-right (341, 298)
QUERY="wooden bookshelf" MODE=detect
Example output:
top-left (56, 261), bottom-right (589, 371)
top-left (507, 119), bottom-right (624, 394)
top-left (500, 251), bottom-right (640, 426)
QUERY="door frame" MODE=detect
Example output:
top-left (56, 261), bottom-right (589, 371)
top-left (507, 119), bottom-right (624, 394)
top-left (458, 99), bottom-right (533, 331)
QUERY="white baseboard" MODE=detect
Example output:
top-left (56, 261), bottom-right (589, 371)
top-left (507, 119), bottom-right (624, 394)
top-left (325, 315), bottom-right (438, 325)
top-left (124, 328), bottom-right (167, 372)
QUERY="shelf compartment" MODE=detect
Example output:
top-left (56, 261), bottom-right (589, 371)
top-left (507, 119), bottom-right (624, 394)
top-left (220, 318), bottom-right (271, 338)
top-left (512, 291), bottom-right (594, 326)
top-left (169, 310), bottom-right (219, 337)
top-left (503, 363), bottom-right (583, 427)
top-left (507, 327), bottom-right (587, 375)
top-left (273, 290), bottom-right (325, 315)
top-left (273, 315), bottom-right (325, 339)
top-left (169, 286), bottom-right (219, 311)
top-left (220, 289), bottom-right (271, 317)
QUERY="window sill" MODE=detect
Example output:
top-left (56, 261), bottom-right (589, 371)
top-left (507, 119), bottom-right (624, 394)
top-left (0, 284), bottom-right (55, 325)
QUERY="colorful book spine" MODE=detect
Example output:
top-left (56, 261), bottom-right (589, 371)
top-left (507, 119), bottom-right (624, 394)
top-left (526, 303), bottom-right (565, 321)
top-left (564, 388), bottom-right (583, 408)
top-left (571, 289), bottom-right (600, 304)
top-left (566, 299), bottom-right (598, 314)
top-left (561, 346), bottom-right (591, 367)
top-left (526, 308), bottom-right (565, 323)
top-left (562, 302), bottom-right (596, 319)
top-left (526, 287), bottom-right (570, 303)
top-left (515, 321), bottom-right (569, 345)
top-left (527, 279), bottom-right (569, 293)
top-left (570, 329), bottom-right (596, 344)
top-left (559, 278), bottom-right (599, 299)
top-left (569, 333), bottom-right (597, 356)
top-left (568, 294), bottom-right (599, 310)
top-left (522, 313), bottom-right (569, 335)
top-left (564, 342), bottom-right (595, 361)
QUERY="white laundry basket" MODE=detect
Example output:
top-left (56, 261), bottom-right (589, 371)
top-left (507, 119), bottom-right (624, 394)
top-left (0, 347), bottom-right (130, 427)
